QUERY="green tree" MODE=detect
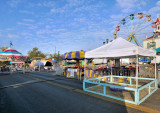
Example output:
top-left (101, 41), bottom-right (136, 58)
top-left (49, 51), bottom-right (63, 61)
top-left (1, 47), bottom-right (8, 51)
top-left (27, 47), bottom-right (47, 58)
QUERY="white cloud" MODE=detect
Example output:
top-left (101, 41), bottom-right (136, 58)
top-left (21, 32), bottom-right (33, 36)
top-left (110, 14), bottom-right (124, 20)
top-left (19, 10), bottom-right (34, 15)
top-left (23, 19), bottom-right (35, 22)
top-left (148, 1), bottom-right (160, 15)
top-left (8, 0), bottom-right (21, 7)
top-left (8, 34), bottom-right (19, 38)
top-left (50, 0), bottom-right (103, 15)
top-left (116, 0), bottom-right (147, 13)
top-left (156, 1), bottom-right (160, 6)
top-left (17, 22), bottom-right (32, 26)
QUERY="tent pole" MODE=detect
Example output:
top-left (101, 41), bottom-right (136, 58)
top-left (155, 56), bottom-right (157, 80)
top-left (84, 59), bottom-right (86, 80)
top-left (136, 54), bottom-right (139, 90)
top-left (111, 59), bottom-right (113, 75)
top-left (155, 56), bottom-right (157, 88)
top-left (10, 63), bottom-right (12, 74)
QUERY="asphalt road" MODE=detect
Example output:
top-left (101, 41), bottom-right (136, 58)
top-left (0, 72), bottom-right (145, 113)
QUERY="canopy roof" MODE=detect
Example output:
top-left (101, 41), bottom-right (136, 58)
top-left (155, 47), bottom-right (160, 53)
top-left (0, 48), bottom-right (23, 57)
top-left (85, 37), bottom-right (156, 59)
top-left (51, 60), bottom-right (58, 63)
top-left (62, 51), bottom-right (85, 60)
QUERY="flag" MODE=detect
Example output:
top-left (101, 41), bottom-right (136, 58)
top-left (10, 41), bottom-right (13, 47)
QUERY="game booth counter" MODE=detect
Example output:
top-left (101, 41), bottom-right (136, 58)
top-left (83, 37), bottom-right (158, 105)
top-left (62, 51), bottom-right (85, 80)
top-left (0, 48), bottom-right (26, 73)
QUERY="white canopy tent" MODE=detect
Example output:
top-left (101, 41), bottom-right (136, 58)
top-left (85, 37), bottom-right (156, 58)
top-left (85, 37), bottom-right (157, 89)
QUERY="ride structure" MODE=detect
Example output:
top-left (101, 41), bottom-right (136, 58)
top-left (113, 12), bottom-right (153, 46)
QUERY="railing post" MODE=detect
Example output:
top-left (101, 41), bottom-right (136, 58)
top-left (149, 85), bottom-right (150, 94)
top-left (110, 75), bottom-right (113, 82)
top-left (156, 79), bottom-right (158, 89)
top-left (103, 85), bottom-right (106, 95)
top-left (135, 90), bottom-right (139, 105)
top-left (83, 81), bottom-right (85, 90)
top-left (130, 78), bottom-right (132, 85)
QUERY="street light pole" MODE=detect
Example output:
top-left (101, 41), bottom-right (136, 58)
top-left (39, 61), bottom-right (40, 72)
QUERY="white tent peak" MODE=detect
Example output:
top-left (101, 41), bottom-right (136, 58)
top-left (85, 37), bottom-right (156, 58)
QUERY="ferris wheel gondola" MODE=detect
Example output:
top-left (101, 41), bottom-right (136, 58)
top-left (113, 12), bottom-right (154, 46)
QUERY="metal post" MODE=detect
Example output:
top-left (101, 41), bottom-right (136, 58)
top-left (111, 60), bottom-right (113, 75)
top-left (80, 69), bottom-right (81, 81)
top-left (103, 86), bottom-right (106, 95)
top-left (23, 63), bottom-right (25, 74)
top-left (10, 63), bottom-right (12, 74)
top-left (83, 81), bottom-right (85, 90)
top-left (136, 54), bottom-right (139, 104)
top-left (130, 78), bottom-right (132, 85)
top-left (110, 60), bottom-right (113, 82)
top-left (39, 61), bottom-right (40, 72)
top-left (136, 54), bottom-right (139, 89)
top-left (84, 59), bottom-right (86, 80)
top-left (155, 56), bottom-right (157, 88)
top-left (149, 85), bottom-right (151, 94)
top-left (155, 56), bottom-right (157, 79)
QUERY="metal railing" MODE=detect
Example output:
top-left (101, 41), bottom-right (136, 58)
top-left (83, 75), bottom-right (158, 105)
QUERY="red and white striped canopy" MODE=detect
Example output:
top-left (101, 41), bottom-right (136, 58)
top-left (0, 48), bottom-right (23, 57)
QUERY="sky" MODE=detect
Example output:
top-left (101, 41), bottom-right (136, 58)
top-left (0, 0), bottom-right (160, 56)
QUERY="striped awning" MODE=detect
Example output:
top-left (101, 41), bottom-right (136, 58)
top-left (62, 51), bottom-right (85, 60)
top-left (10, 61), bottom-right (25, 64)
top-left (0, 48), bottom-right (23, 58)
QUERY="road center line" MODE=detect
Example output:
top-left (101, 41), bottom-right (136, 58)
top-left (23, 74), bottom-right (160, 113)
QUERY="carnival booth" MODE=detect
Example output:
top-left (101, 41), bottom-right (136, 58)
top-left (44, 61), bottom-right (53, 71)
top-left (83, 37), bottom-right (158, 105)
top-left (0, 48), bottom-right (25, 72)
top-left (62, 51), bottom-right (85, 80)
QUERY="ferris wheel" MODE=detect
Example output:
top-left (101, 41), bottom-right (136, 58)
top-left (113, 12), bottom-right (154, 46)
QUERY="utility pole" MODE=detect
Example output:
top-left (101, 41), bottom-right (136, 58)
top-left (55, 47), bottom-right (56, 54)
top-left (58, 51), bottom-right (59, 61)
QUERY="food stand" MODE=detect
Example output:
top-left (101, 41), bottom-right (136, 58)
top-left (62, 51), bottom-right (85, 80)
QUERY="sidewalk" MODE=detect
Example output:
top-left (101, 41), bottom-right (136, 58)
top-left (140, 88), bottom-right (160, 111)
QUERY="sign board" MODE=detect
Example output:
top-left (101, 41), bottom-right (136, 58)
top-left (0, 56), bottom-right (8, 61)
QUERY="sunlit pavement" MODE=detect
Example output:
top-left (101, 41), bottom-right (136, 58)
top-left (0, 72), bottom-right (159, 113)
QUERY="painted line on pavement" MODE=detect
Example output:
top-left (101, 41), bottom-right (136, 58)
top-left (0, 80), bottom-right (44, 89)
top-left (23, 74), bottom-right (160, 113)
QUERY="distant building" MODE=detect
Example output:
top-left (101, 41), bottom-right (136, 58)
top-left (30, 57), bottom-right (49, 67)
top-left (143, 14), bottom-right (160, 50)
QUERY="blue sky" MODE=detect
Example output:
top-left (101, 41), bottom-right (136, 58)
top-left (0, 0), bottom-right (160, 56)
